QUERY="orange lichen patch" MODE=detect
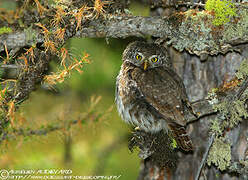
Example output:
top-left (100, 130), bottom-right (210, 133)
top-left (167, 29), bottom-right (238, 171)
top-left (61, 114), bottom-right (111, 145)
top-left (34, 0), bottom-right (48, 16)
top-left (189, 9), bottom-right (199, 16)
top-left (158, 168), bottom-right (165, 180)
top-left (165, 168), bottom-right (172, 180)
top-left (220, 78), bottom-right (241, 91)
top-left (205, 10), bottom-right (215, 16)
top-left (149, 167), bottom-right (154, 178)
top-left (177, 9), bottom-right (199, 18)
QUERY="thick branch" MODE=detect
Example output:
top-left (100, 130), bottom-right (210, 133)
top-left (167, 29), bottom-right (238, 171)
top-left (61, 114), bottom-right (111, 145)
top-left (1, 8), bottom-right (248, 56)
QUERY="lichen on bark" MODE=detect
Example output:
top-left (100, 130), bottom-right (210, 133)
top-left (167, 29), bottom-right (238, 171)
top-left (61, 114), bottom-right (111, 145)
top-left (168, 9), bottom-right (248, 57)
top-left (207, 137), bottom-right (231, 171)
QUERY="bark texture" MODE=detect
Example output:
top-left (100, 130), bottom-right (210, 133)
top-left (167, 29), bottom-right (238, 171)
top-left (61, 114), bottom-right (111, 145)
top-left (137, 46), bottom-right (248, 180)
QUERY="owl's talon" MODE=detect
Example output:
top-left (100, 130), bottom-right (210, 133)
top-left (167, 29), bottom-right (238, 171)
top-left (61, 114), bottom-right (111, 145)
top-left (135, 126), bottom-right (140, 131)
top-left (186, 101), bottom-right (199, 118)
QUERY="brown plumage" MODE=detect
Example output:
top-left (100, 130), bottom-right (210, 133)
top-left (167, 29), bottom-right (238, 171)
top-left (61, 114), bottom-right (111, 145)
top-left (115, 41), bottom-right (194, 151)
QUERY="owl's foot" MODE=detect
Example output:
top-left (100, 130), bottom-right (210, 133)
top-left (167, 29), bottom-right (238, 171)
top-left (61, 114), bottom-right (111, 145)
top-left (191, 107), bottom-right (201, 118)
top-left (135, 126), bottom-right (140, 131)
top-left (186, 100), bottom-right (200, 118)
top-left (195, 111), bottom-right (201, 117)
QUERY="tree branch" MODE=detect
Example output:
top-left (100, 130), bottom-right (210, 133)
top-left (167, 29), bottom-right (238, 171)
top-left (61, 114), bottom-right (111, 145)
top-left (195, 133), bottom-right (215, 180)
top-left (1, 8), bottom-right (248, 57)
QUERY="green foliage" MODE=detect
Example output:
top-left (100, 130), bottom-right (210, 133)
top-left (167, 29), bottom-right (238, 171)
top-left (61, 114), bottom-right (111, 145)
top-left (205, 0), bottom-right (236, 25)
top-left (0, 27), bottom-right (12, 35)
top-left (207, 137), bottom-right (231, 171)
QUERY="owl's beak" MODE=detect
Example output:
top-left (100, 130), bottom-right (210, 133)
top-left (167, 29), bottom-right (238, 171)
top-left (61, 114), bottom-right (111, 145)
top-left (143, 61), bottom-right (148, 70)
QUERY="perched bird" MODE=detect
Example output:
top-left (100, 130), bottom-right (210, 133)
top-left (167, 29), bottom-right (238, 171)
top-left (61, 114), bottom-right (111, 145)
top-left (115, 41), bottom-right (194, 151)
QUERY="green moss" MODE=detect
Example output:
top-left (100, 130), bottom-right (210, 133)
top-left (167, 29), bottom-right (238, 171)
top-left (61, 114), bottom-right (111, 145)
top-left (207, 137), bottom-right (231, 171)
top-left (0, 27), bottom-right (12, 35)
top-left (205, 0), bottom-right (236, 26)
top-left (171, 138), bottom-right (177, 149)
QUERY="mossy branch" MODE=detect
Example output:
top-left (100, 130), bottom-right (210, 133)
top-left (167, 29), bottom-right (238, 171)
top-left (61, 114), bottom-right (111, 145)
top-left (0, 4), bottom-right (248, 57)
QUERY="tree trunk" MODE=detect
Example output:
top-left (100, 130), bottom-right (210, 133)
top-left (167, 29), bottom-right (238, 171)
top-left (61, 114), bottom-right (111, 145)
top-left (137, 46), bottom-right (248, 180)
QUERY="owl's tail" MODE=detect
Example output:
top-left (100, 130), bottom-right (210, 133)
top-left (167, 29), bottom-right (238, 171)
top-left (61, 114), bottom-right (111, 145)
top-left (168, 123), bottom-right (193, 151)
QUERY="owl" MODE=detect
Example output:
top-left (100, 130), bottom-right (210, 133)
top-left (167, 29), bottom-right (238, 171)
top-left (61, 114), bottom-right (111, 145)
top-left (115, 41), bottom-right (194, 151)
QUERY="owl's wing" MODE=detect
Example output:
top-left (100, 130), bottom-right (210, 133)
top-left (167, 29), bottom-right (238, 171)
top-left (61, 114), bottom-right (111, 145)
top-left (130, 66), bottom-right (188, 126)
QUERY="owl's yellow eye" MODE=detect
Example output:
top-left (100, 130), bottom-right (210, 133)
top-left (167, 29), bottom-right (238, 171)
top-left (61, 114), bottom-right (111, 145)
top-left (136, 54), bottom-right (142, 61)
top-left (151, 57), bottom-right (158, 63)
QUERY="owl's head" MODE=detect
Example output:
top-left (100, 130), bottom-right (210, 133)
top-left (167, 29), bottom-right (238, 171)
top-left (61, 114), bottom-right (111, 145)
top-left (122, 41), bottom-right (172, 70)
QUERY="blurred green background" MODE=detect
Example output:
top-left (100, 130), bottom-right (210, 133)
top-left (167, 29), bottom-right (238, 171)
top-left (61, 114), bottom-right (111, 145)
top-left (0, 0), bottom-right (150, 179)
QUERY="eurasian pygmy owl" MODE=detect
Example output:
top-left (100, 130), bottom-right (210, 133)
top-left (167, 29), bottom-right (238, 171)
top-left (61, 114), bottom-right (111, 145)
top-left (115, 41), bottom-right (194, 151)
